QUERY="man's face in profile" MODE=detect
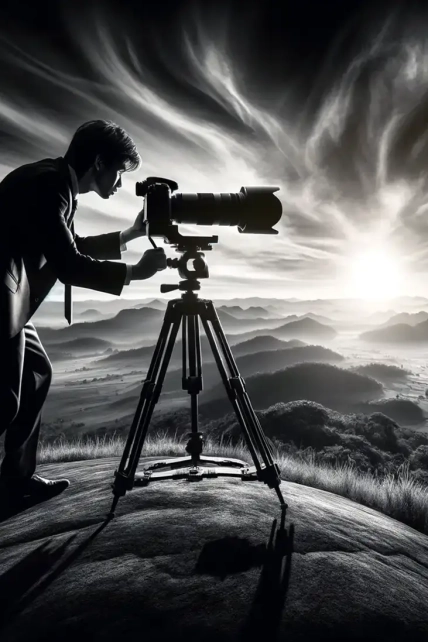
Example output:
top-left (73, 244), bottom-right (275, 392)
top-left (94, 159), bottom-right (128, 199)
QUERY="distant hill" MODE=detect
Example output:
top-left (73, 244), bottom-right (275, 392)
top-left (92, 346), bottom-right (345, 414)
top-left (78, 309), bottom-right (103, 318)
top-left (94, 334), bottom-right (303, 368)
top-left (46, 337), bottom-right (114, 362)
top-left (271, 317), bottom-right (337, 341)
top-left (32, 297), bottom-right (137, 320)
top-left (32, 296), bottom-right (428, 328)
top-left (47, 350), bottom-right (75, 362)
top-left (56, 337), bottom-right (112, 353)
top-left (222, 311), bottom-right (336, 327)
top-left (349, 363), bottom-right (412, 383)
top-left (42, 389), bottom-right (428, 476)
top-left (365, 309), bottom-right (397, 325)
top-left (218, 305), bottom-right (283, 319)
top-left (264, 304), bottom-right (286, 315)
top-left (95, 342), bottom-right (183, 367)
top-left (394, 295), bottom-right (428, 307)
top-left (225, 328), bottom-right (307, 346)
top-left (355, 398), bottom-right (424, 425)
top-left (161, 345), bottom-right (345, 394)
top-left (64, 306), bottom-right (288, 341)
top-left (380, 311), bottom-right (428, 328)
top-left (301, 313), bottom-right (336, 326)
top-left (202, 400), bottom-right (415, 460)
top-left (134, 299), bottom-right (167, 311)
top-left (360, 319), bottom-right (428, 343)
top-left (199, 362), bottom-right (382, 419)
top-left (35, 307), bottom-right (165, 344)
top-left (360, 323), bottom-right (413, 343)
top-left (212, 297), bottom-right (295, 308)
top-left (229, 335), bottom-right (303, 357)
top-left (215, 309), bottom-right (285, 332)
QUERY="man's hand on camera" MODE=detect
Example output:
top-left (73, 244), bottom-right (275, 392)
top-left (131, 248), bottom-right (168, 280)
top-left (131, 208), bottom-right (147, 237)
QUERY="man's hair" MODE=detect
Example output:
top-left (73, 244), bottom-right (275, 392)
top-left (64, 119), bottom-right (142, 178)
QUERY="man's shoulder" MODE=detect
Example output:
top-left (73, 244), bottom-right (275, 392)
top-left (1, 157), bottom-right (71, 198)
top-left (2, 158), bottom-right (67, 185)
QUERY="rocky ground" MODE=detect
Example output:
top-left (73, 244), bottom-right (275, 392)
top-left (0, 456), bottom-right (427, 641)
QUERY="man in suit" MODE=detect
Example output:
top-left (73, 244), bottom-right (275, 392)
top-left (0, 119), bottom-right (167, 510)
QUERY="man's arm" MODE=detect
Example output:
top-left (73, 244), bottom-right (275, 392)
top-left (30, 174), bottom-right (128, 295)
top-left (119, 229), bottom-right (135, 285)
top-left (73, 226), bottom-right (136, 285)
top-left (73, 225), bottom-right (140, 259)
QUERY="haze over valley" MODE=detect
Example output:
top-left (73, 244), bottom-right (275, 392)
top-left (26, 294), bottom-right (428, 481)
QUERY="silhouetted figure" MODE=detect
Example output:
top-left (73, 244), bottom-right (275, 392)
top-left (0, 120), bottom-right (167, 511)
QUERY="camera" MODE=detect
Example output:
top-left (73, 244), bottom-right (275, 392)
top-left (135, 177), bottom-right (282, 251)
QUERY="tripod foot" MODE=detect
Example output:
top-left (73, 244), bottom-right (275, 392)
top-left (108, 495), bottom-right (120, 519)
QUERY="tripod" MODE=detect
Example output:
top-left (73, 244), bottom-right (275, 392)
top-left (108, 248), bottom-right (287, 517)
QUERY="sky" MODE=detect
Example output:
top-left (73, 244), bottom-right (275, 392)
top-left (2, 0), bottom-right (428, 303)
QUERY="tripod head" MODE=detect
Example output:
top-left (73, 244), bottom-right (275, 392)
top-left (162, 247), bottom-right (212, 294)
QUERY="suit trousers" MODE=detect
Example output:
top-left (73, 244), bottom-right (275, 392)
top-left (0, 321), bottom-right (52, 481)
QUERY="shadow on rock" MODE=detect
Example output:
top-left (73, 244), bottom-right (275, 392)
top-left (0, 488), bottom-right (68, 523)
top-left (194, 535), bottom-right (267, 579)
top-left (0, 517), bottom-right (110, 633)
top-left (240, 512), bottom-right (294, 640)
top-left (194, 509), bottom-right (294, 641)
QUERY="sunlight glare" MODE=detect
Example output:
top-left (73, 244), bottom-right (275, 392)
top-left (348, 248), bottom-right (405, 300)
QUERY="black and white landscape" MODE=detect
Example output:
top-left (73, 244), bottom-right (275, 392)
top-left (33, 296), bottom-right (428, 458)
top-left (4, 0), bottom-right (428, 637)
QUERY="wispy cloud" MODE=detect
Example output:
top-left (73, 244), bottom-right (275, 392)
top-left (2, 1), bottom-right (428, 302)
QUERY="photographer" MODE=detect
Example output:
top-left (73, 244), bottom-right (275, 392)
top-left (0, 119), bottom-right (167, 511)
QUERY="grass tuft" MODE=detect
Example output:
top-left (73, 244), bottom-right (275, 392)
top-left (35, 431), bottom-right (428, 536)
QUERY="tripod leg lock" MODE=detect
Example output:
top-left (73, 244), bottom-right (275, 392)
top-left (257, 463), bottom-right (282, 489)
top-left (140, 380), bottom-right (163, 404)
top-left (112, 470), bottom-right (134, 496)
top-left (183, 375), bottom-right (203, 394)
top-left (151, 382), bottom-right (163, 404)
top-left (229, 376), bottom-right (246, 394)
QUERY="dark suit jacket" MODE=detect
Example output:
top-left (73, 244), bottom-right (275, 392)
top-left (0, 156), bottom-right (127, 340)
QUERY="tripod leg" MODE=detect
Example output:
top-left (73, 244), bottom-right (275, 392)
top-left (184, 311), bottom-right (203, 467)
top-left (209, 305), bottom-right (278, 465)
top-left (182, 314), bottom-right (187, 386)
top-left (109, 300), bottom-right (183, 513)
top-left (199, 311), bottom-right (262, 470)
top-left (127, 304), bottom-right (183, 478)
top-left (199, 301), bottom-right (287, 508)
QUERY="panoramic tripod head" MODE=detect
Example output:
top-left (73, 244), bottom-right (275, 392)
top-left (161, 249), bottom-right (210, 294)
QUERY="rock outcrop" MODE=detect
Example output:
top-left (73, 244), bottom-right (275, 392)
top-left (0, 456), bottom-right (427, 641)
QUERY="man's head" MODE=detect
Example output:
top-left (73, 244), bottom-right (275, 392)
top-left (64, 120), bottom-right (142, 198)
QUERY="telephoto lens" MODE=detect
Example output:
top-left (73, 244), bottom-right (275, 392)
top-left (171, 186), bottom-right (282, 233)
top-left (136, 177), bottom-right (282, 235)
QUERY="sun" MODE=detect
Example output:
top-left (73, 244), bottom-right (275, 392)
top-left (347, 249), bottom-right (405, 300)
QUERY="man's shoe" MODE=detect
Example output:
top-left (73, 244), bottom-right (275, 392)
top-left (23, 474), bottom-right (70, 498)
top-left (0, 474), bottom-right (70, 504)
top-left (0, 474), bottom-right (70, 517)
